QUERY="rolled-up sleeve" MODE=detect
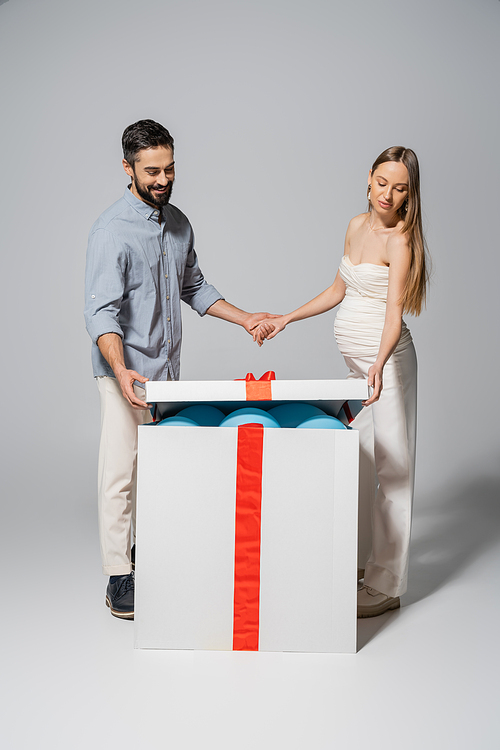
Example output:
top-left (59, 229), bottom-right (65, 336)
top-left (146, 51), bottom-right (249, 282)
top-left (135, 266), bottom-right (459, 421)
top-left (181, 243), bottom-right (224, 316)
top-left (84, 228), bottom-right (127, 344)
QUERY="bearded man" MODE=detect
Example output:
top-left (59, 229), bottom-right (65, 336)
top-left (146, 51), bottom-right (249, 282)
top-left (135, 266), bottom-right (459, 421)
top-left (84, 119), bottom-right (273, 619)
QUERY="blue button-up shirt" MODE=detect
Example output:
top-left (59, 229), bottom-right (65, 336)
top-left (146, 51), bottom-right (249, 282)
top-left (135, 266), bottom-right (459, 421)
top-left (84, 187), bottom-right (223, 381)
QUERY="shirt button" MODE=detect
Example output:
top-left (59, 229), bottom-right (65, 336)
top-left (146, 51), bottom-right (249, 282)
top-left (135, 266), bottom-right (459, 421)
top-left (168, 339), bottom-right (171, 344)
top-left (91, 295), bottom-right (95, 299)
top-left (164, 274), bottom-right (168, 279)
top-left (154, 210), bottom-right (159, 216)
top-left (167, 317), bottom-right (170, 322)
top-left (167, 295), bottom-right (169, 300)
top-left (163, 251), bottom-right (166, 256)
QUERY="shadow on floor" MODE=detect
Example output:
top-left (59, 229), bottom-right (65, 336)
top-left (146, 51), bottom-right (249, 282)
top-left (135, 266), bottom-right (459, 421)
top-left (405, 474), bottom-right (500, 605)
top-left (357, 607), bottom-right (402, 650)
top-left (357, 474), bottom-right (500, 649)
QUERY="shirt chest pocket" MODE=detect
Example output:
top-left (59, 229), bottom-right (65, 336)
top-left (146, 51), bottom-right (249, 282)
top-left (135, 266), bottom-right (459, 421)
top-left (168, 240), bottom-right (191, 276)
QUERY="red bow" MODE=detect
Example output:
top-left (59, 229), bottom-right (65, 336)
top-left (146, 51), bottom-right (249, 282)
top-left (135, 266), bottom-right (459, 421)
top-left (235, 371), bottom-right (276, 382)
top-left (235, 371), bottom-right (276, 400)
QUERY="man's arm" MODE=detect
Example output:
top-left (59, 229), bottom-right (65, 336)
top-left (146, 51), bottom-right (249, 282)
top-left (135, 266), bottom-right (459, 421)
top-left (84, 229), bottom-right (126, 343)
top-left (97, 333), bottom-right (150, 410)
top-left (85, 229), bottom-right (150, 409)
top-left (205, 300), bottom-right (278, 344)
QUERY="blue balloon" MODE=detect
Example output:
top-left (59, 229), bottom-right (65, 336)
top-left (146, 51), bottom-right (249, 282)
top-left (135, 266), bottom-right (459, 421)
top-left (296, 415), bottom-right (346, 430)
top-left (157, 416), bottom-right (199, 427)
top-left (268, 402), bottom-right (326, 428)
top-left (176, 405), bottom-right (225, 426)
top-left (219, 407), bottom-right (281, 428)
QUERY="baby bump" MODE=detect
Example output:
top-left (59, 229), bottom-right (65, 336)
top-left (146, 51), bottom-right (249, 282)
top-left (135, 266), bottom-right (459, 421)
top-left (334, 298), bottom-right (412, 358)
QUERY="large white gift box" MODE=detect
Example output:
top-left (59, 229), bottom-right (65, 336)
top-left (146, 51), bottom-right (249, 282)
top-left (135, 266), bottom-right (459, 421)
top-left (134, 375), bottom-right (368, 653)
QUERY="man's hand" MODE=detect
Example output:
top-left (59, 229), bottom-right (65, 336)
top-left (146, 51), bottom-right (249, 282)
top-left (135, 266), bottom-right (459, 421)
top-left (97, 333), bottom-right (150, 410)
top-left (206, 301), bottom-right (280, 343)
top-left (116, 367), bottom-right (151, 410)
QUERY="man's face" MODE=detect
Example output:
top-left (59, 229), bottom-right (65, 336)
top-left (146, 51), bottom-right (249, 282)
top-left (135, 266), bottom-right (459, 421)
top-left (123, 146), bottom-right (175, 209)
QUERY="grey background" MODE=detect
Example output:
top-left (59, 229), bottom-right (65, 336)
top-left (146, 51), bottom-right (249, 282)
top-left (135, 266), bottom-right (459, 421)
top-left (1, 1), bottom-right (499, 748)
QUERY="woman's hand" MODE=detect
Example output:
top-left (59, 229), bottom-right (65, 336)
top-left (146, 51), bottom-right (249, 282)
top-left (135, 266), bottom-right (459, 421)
top-left (363, 363), bottom-right (383, 405)
top-left (253, 316), bottom-right (289, 345)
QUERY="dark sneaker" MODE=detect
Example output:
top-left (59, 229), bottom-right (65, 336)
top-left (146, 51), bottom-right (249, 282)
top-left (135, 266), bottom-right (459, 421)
top-left (131, 544), bottom-right (135, 571)
top-left (105, 573), bottom-right (134, 620)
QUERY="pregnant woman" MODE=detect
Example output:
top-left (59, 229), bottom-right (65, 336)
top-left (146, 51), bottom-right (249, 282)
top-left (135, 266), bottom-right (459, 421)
top-left (256, 146), bottom-right (430, 617)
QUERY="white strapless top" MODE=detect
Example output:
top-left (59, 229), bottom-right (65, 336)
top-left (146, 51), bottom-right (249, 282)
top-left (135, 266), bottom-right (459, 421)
top-left (334, 255), bottom-right (412, 357)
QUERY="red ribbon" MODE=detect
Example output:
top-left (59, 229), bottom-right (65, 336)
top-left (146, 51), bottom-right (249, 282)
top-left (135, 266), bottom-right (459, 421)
top-left (232, 424), bottom-right (264, 651)
top-left (342, 401), bottom-right (354, 424)
top-left (235, 371), bottom-right (276, 401)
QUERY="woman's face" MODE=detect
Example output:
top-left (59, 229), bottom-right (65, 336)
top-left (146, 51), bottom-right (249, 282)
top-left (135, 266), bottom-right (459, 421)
top-left (368, 161), bottom-right (409, 216)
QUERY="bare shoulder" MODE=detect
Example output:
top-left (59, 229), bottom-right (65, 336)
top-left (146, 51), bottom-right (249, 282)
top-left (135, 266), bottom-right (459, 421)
top-left (350, 212), bottom-right (368, 230)
top-left (346, 212), bottom-right (368, 238)
top-left (387, 225), bottom-right (411, 267)
top-left (387, 224), bottom-right (410, 251)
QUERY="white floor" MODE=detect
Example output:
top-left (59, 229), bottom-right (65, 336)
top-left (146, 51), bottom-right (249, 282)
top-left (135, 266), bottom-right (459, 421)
top-left (4, 472), bottom-right (499, 750)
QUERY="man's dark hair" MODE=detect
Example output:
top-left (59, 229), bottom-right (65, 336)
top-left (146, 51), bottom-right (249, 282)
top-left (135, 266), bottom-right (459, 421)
top-left (122, 119), bottom-right (174, 166)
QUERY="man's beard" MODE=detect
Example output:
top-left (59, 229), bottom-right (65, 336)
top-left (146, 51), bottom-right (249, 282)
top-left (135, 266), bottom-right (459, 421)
top-left (133, 175), bottom-right (174, 209)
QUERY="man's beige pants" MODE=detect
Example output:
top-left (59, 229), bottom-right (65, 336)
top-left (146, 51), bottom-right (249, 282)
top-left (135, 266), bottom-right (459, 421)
top-left (97, 376), bottom-right (153, 575)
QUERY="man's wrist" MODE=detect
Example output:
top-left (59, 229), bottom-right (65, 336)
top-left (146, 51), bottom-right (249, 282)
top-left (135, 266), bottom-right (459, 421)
top-left (206, 299), bottom-right (248, 325)
top-left (113, 363), bottom-right (128, 379)
top-left (226, 305), bottom-right (249, 326)
top-left (240, 311), bottom-right (255, 328)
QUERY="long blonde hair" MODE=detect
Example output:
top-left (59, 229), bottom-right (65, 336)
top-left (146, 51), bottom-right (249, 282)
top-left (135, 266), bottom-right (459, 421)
top-left (369, 146), bottom-right (430, 316)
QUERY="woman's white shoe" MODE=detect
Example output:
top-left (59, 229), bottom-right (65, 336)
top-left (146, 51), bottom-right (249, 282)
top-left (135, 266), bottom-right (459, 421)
top-left (357, 585), bottom-right (400, 618)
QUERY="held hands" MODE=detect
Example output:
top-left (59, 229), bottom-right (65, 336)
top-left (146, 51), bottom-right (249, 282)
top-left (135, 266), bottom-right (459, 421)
top-left (363, 363), bottom-right (383, 406)
top-left (243, 312), bottom-right (282, 347)
top-left (252, 316), bottom-right (288, 345)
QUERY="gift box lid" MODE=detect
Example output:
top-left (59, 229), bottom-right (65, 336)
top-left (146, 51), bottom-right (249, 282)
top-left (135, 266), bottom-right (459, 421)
top-left (145, 377), bottom-right (369, 420)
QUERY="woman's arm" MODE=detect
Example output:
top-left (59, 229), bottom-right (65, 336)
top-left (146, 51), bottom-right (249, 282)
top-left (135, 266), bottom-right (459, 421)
top-left (364, 232), bottom-right (411, 405)
top-left (255, 224), bottom-right (354, 343)
top-left (255, 270), bottom-right (346, 342)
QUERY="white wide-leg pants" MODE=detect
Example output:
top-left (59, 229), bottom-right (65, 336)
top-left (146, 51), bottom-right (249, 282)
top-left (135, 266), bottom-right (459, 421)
top-left (345, 342), bottom-right (417, 598)
top-left (96, 376), bottom-right (153, 576)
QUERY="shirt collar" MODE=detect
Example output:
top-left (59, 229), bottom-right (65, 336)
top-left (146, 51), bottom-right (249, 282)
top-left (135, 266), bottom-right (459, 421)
top-left (123, 185), bottom-right (162, 222)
